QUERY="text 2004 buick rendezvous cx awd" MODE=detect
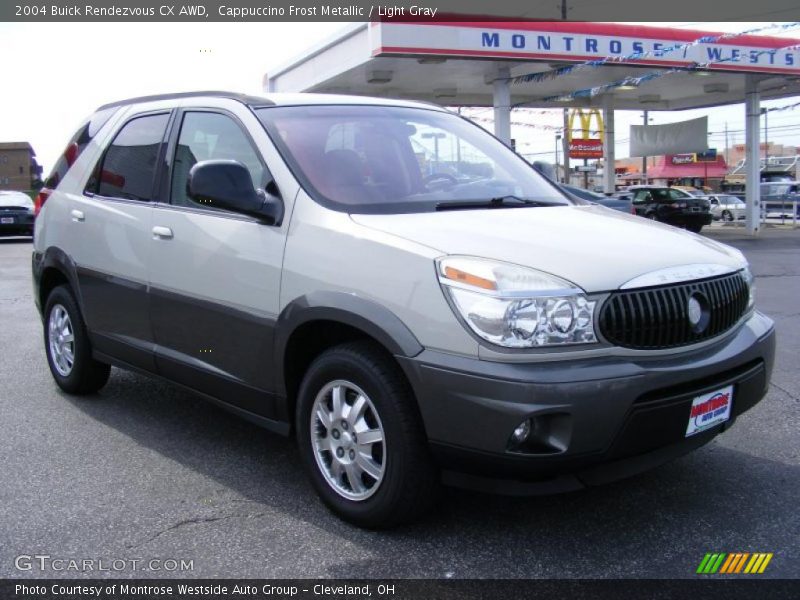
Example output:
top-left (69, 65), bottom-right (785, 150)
top-left (32, 92), bottom-right (775, 527)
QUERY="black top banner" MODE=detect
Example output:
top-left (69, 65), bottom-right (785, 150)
top-left (2, 0), bottom-right (800, 22)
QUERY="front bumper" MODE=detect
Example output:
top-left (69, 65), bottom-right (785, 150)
top-left (0, 212), bottom-right (34, 235)
top-left (398, 312), bottom-right (775, 495)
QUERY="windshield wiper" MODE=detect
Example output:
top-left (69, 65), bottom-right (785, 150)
top-left (435, 196), bottom-right (566, 211)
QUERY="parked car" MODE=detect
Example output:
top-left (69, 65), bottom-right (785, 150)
top-left (561, 184), bottom-right (634, 213)
top-left (708, 194), bottom-right (747, 221)
top-left (628, 185), bottom-right (712, 232)
top-left (760, 181), bottom-right (800, 217)
top-left (0, 191), bottom-right (35, 237)
top-left (33, 92), bottom-right (774, 528)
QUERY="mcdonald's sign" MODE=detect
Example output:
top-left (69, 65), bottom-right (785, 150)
top-left (568, 109), bottom-right (604, 159)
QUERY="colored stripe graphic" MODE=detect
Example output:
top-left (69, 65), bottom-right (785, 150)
top-left (698, 552), bottom-right (773, 574)
top-left (697, 554), bottom-right (713, 574)
top-left (745, 554), bottom-right (760, 573)
top-left (720, 554), bottom-right (737, 574)
top-left (710, 553), bottom-right (727, 573)
top-left (758, 554), bottom-right (773, 573)
top-left (734, 553), bottom-right (750, 573)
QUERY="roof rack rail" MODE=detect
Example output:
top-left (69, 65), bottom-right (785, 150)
top-left (97, 90), bottom-right (274, 111)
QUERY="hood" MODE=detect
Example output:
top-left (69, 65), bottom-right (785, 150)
top-left (351, 205), bottom-right (745, 292)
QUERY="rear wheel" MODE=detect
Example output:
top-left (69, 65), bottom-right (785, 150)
top-left (722, 210), bottom-right (734, 222)
top-left (44, 285), bottom-right (110, 394)
top-left (296, 341), bottom-right (438, 528)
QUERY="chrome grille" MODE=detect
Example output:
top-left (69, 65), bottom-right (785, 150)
top-left (599, 272), bottom-right (749, 349)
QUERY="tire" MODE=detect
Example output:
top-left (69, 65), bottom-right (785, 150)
top-left (646, 213), bottom-right (658, 221)
top-left (722, 210), bottom-right (734, 222)
top-left (295, 340), bottom-right (438, 528)
top-left (43, 285), bottom-right (110, 395)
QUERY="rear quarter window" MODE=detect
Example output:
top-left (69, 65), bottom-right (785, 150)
top-left (44, 107), bottom-right (119, 189)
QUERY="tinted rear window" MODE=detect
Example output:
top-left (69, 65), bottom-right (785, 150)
top-left (45, 107), bottom-right (118, 189)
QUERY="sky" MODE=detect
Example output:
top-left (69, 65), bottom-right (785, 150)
top-left (0, 21), bottom-right (798, 175)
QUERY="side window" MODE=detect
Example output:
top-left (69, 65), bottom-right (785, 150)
top-left (170, 111), bottom-right (266, 209)
top-left (88, 113), bottom-right (169, 201)
top-left (632, 190), bottom-right (648, 204)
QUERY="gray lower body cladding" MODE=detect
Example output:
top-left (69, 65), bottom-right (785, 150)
top-left (398, 312), bottom-right (776, 494)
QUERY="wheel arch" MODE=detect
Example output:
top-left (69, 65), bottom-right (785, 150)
top-left (34, 247), bottom-right (83, 318)
top-left (274, 292), bottom-right (424, 422)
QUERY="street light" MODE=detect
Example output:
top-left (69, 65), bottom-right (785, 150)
top-left (555, 134), bottom-right (562, 182)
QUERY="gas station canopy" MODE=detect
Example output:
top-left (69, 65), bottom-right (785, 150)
top-left (266, 21), bottom-right (800, 109)
top-left (264, 19), bottom-right (800, 235)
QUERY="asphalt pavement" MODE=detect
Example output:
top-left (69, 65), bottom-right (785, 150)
top-left (0, 226), bottom-right (798, 579)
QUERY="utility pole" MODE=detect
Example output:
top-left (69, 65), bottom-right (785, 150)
top-left (762, 108), bottom-right (769, 166)
top-left (642, 110), bottom-right (648, 185)
top-left (724, 122), bottom-right (729, 166)
top-left (562, 108), bottom-right (570, 184)
top-left (555, 133), bottom-right (561, 179)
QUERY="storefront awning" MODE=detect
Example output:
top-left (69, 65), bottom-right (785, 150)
top-left (647, 156), bottom-right (729, 179)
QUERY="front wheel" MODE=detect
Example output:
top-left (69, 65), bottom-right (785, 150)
top-left (44, 285), bottom-right (110, 394)
top-left (296, 341), bottom-right (438, 528)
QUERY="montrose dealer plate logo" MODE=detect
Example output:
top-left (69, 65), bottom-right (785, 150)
top-left (686, 385), bottom-right (733, 437)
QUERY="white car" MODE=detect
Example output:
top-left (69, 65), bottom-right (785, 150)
top-left (709, 194), bottom-right (747, 221)
top-left (0, 190), bottom-right (36, 237)
top-left (32, 91), bottom-right (775, 527)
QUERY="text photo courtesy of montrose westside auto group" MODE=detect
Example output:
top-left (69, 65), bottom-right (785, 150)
top-left (1, 0), bottom-right (800, 598)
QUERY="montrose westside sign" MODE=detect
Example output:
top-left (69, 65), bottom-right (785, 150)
top-left (371, 22), bottom-right (800, 75)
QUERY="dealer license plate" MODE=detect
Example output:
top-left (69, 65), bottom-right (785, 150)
top-left (686, 385), bottom-right (733, 437)
top-left (1, 217), bottom-right (14, 224)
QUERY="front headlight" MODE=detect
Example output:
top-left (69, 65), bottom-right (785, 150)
top-left (437, 256), bottom-right (597, 348)
top-left (741, 265), bottom-right (755, 310)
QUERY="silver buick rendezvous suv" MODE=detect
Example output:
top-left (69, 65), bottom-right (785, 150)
top-left (33, 92), bottom-right (775, 527)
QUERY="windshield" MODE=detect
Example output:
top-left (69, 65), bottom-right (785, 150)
top-left (255, 105), bottom-right (569, 214)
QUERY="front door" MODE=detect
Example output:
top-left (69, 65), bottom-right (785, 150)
top-left (147, 106), bottom-right (287, 420)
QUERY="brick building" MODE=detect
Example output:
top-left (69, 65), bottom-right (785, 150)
top-left (0, 142), bottom-right (43, 192)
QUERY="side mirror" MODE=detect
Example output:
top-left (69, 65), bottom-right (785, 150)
top-left (188, 160), bottom-right (282, 224)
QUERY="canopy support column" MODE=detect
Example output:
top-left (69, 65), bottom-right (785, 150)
top-left (602, 95), bottom-right (616, 194)
top-left (492, 67), bottom-right (511, 146)
top-left (745, 75), bottom-right (761, 236)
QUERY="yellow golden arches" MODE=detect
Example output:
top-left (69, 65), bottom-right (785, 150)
top-left (567, 109), bottom-right (605, 143)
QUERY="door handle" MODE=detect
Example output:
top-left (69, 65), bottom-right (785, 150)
top-left (70, 209), bottom-right (85, 222)
top-left (152, 226), bottom-right (173, 239)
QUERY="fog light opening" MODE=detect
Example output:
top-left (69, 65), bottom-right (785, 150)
top-left (511, 419), bottom-right (532, 445)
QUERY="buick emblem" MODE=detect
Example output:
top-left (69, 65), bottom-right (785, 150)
top-left (687, 293), bottom-right (710, 333)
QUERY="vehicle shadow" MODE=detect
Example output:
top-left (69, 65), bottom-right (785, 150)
top-left (63, 369), bottom-right (798, 578)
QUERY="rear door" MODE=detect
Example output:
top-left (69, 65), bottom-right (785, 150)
top-left (70, 109), bottom-right (172, 370)
top-left (147, 101), bottom-right (293, 420)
